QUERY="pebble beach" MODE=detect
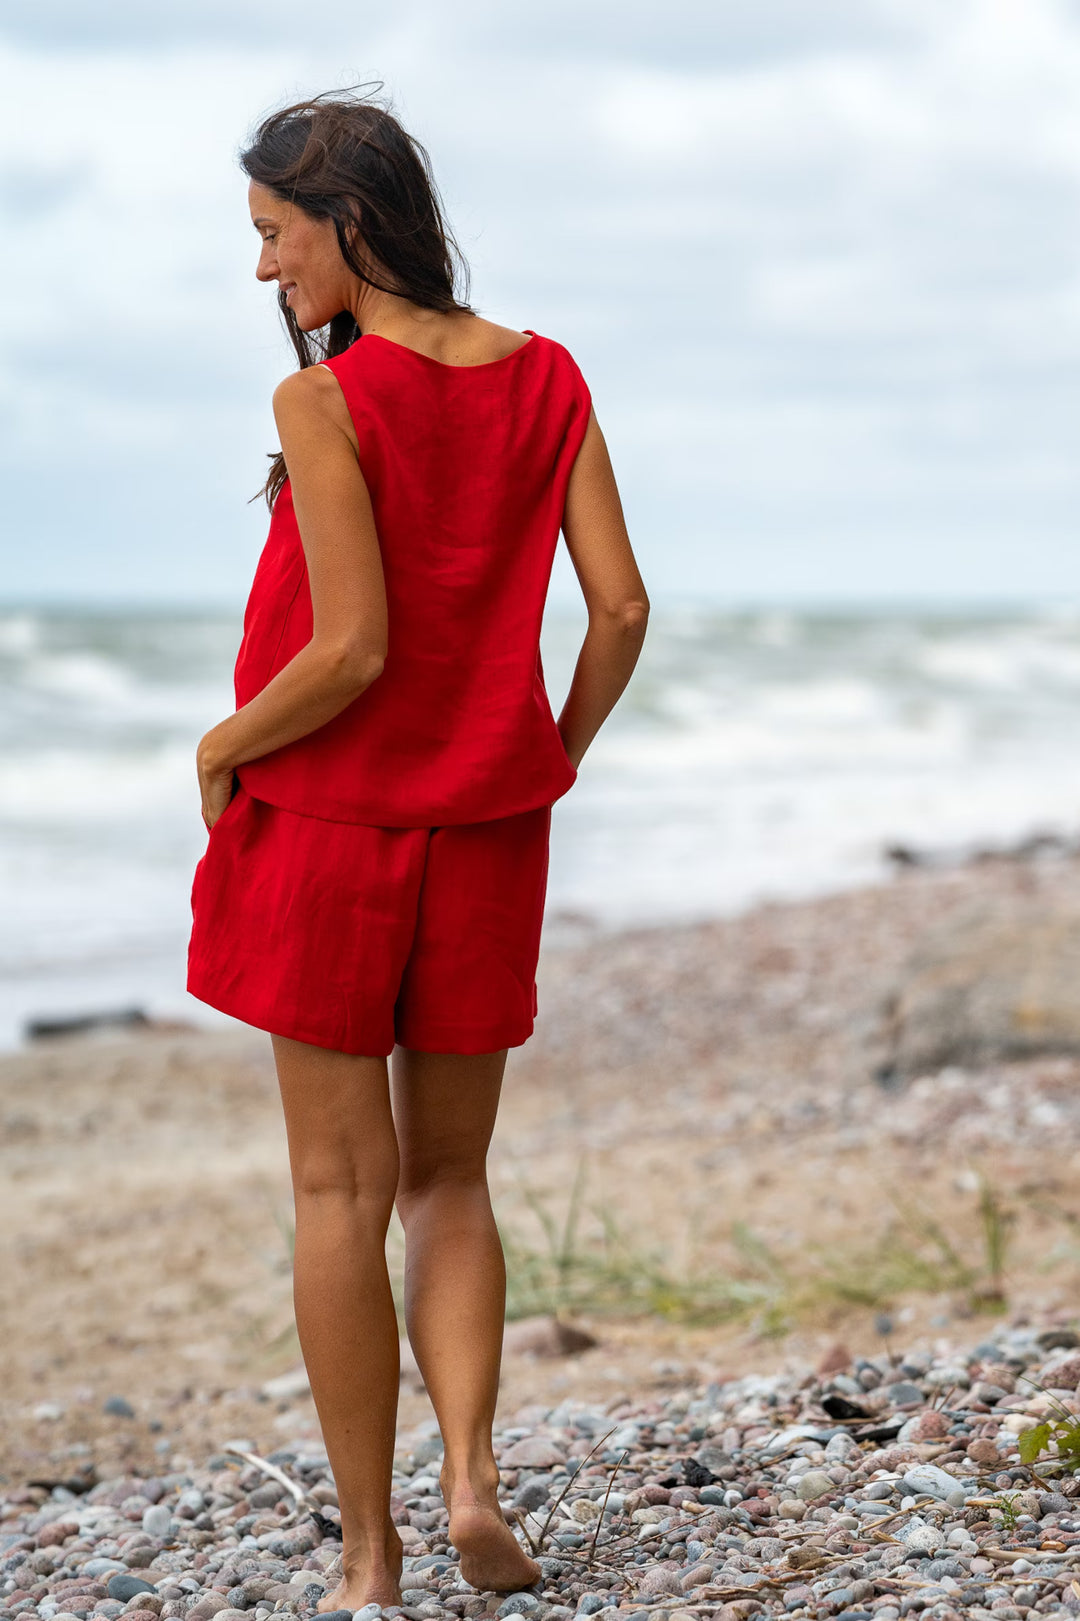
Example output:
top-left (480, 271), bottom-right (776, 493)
top-left (7, 849), bottom-right (1080, 1621)
top-left (6, 1321), bottom-right (1080, 1621)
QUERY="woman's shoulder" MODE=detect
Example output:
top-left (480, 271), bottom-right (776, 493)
top-left (272, 361), bottom-right (346, 407)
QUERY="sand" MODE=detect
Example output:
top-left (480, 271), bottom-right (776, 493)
top-left (4, 853), bottom-right (1080, 1489)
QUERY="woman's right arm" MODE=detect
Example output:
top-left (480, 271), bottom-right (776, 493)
top-left (556, 408), bottom-right (650, 769)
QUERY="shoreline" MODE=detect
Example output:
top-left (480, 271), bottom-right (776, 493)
top-left (6, 819), bottom-right (1069, 1057)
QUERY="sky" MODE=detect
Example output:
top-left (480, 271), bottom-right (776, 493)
top-left (1, 0), bottom-right (1079, 608)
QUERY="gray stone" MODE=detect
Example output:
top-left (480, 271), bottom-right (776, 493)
top-left (512, 1481), bottom-right (550, 1513)
top-left (83, 1559), bottom-right (128, 1578)
top-left (495, 1598), bottom-right (539, 1617)
top-left (758, 1426), bottom-right (830, 1455)
top-left (795, 1471), bottom-right (834, 1502)
top-left (141, 1506), bottom-right (173, 1539)
top-left (103, 1396), bottom-right (136, 1418)
top-left (824, 1433), bottom-right (858, 1463)
top-left (971, 1382), bottom-right (1009, 1405)
top-left (107, 1575), bottom-right (157, 1602)
top-left (409, 1438), bottom-right (444, 1469)
top-left (899, 1522), bottom-right (944, 1553)
top-left (901, 1465), bottom-right (975, 1504)
top-left (883, 1382), bottom-right (925, 1406)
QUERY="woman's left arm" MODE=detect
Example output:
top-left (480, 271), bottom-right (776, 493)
top-left (196, 365), bottom-right (387, 828)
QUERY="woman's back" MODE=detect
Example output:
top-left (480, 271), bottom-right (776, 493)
top-left (234, 325), bottom-right (591, 825)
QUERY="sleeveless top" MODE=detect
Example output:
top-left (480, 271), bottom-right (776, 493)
top-left (232, 328), bottom-right (591, 825)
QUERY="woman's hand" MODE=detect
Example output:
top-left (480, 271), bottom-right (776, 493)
top-left (197, 733), bottom-right (238, 831)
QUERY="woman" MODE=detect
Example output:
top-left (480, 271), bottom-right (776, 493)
top-left (187, 88), bottom-right (649, 1613)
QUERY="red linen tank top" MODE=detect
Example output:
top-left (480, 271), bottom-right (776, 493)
top-left (232, 328), bottom-right (590, 825)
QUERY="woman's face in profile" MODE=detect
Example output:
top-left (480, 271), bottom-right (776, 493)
top-left (248, 179), bottom-right (352, 331)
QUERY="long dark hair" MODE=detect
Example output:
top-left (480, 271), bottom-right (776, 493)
top-left (239, 83), bottom-right (475, 509)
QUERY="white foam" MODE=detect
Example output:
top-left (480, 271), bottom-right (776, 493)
top-left (0, 612), bottom-right (41, 654)
top-left (5, 603), bottom-right (1080, 1050)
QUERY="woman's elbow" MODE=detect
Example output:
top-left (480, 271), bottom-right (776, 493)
top-left (593, 596), bottom-right (649, 636)
top-left (323, 640), bottom-right (387, 694)
top-left (622, 597), bottom-right (650, 634)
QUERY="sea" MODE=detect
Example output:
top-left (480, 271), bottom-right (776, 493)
top-left (4, 598), bottom-right (1080, 1052)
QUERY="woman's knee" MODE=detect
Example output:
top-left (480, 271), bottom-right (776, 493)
top-left (395, 1155), bottom-right (489, 1209)
top-left (292, 1146), bottom-right (400, 1216)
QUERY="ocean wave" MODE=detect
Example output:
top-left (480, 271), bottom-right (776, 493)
top-left (4, 602), bottom-right (1080, 1048)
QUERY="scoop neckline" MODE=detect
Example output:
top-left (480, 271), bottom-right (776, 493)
top-left (360, 329), bottom-right (537, 370)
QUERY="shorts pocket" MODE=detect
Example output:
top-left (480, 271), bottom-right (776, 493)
top-left (207, 777), bottom-right (247, 835)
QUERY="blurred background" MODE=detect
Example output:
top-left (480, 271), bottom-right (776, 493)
top-left (6, 0), bottom-right (1080, 1489)
top-left (4, 0), bottom-right (1080, 1048)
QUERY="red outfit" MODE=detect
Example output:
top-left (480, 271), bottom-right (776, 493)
top-left (187, 327), bottom-right (588, 1055)
top-left (188, 782), bottom-right (551, 1055)
top-left (234, 329), bottom-right (589, 824)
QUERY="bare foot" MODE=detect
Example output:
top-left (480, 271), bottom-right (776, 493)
top-left (316, 1521), bottom-right (403, 1613)
top-left (447, 1499), bottom-right (541, 1593)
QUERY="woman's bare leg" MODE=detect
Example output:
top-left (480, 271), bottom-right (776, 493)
top-left (270, 1034), bottom-right (404, 1613)
top-left (391, 1046), bottom-right (541, 1593)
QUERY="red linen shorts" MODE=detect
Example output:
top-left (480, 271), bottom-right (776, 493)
top-left (186, 781), bottom-right (552, 1056)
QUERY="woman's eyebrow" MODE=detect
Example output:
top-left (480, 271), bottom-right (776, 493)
top-left (252, 216), bottom-right (278, 228)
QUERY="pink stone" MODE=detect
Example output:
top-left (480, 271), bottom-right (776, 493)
top-left (37, 1521), bottom-right (80, 1547)
top-left (497, 1436), bottom-right (567, 1468)
top-left (637, 1568), bottom-right (682, 1596)
top-left (817, 1342), bottom-right (853, 1376)
top-left (911, 1411), bottom-right (950, 1440)
top-left (1048, 1355), bottom-right (1080, 1390)
top-left (967, 1437), bottom-right (1002, 1465)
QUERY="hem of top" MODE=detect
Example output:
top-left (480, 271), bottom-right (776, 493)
top-left (231, 773), bottom-right (570, 828)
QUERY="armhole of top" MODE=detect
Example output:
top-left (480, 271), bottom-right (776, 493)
top-left (312, 359), bottom-right (367, 474)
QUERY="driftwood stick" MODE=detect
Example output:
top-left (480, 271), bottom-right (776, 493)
top-left (220, 1442), bottom-right (322, 1515)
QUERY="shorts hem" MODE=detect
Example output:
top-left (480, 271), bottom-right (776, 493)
top-left (186, 977), bottom-right (394, 1057)
top-left (394, 1023), bottom-right (536, 1054)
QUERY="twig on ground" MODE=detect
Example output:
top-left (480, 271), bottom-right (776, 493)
top-left (589, 1448), bottom-right (631, 1560)
top-left (220, 1442), bottom-right (321, 1515)
top-left (535, 1425), bottom-right (619, 1550)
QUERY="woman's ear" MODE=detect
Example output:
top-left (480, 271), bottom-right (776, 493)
top-left (342, 210), bottom-right (365, 261)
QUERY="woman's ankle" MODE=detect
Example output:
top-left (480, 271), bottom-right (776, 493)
top-left (440, 1452), bottom-right (501, 1506)
top-left (339, 1517), bottom-right (403, 1571)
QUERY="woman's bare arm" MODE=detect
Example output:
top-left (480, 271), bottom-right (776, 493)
top-left (556, 408), bottom-right (649, 768)
top-left (196, 366), bottom-right (387, 816)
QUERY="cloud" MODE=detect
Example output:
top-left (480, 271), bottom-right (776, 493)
top-left (2, 1), bottom-right (1080, 602)
top-left (0, 0), bottom-right (911, 60)
top-left (0, 161), bottom-right (90, 219)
